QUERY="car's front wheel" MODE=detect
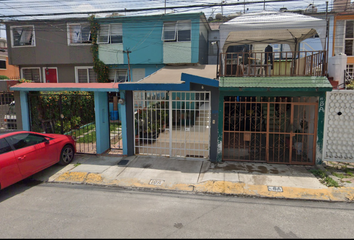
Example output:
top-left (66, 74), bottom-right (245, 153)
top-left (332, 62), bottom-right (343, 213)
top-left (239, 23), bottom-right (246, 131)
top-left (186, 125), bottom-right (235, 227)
top-left (58, 145), bottom-right (75, 166)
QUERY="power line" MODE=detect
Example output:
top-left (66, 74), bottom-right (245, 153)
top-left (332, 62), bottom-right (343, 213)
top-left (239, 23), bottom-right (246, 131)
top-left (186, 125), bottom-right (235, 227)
top-left (0, 0), bottom-right (302, 19)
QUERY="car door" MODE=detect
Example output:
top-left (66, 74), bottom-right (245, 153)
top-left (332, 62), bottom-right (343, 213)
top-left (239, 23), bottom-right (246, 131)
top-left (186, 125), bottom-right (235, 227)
top-left (0, 138), bottom-right (23, 189)
top-left (32, 134), bottom-right (59, 168)
top-left (6, 133), bottom-right (43, 178)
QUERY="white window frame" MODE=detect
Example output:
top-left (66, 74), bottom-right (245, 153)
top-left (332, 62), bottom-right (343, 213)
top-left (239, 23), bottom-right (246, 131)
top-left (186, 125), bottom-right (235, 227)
top-left (98, 23), bottom-right (123, 44)
top-left (345, 20), bottom-right (354, 56)
top-left (74, 66), bottom-right (97, 83)
top-left (0, 58), bottom-right (6, 70)
top-left (10, 25), bottom-right (36, 48)
top-left (42, 67), bottom-right (58, 83)
top-left (162, 20), bottom-right (191, 42)
top-left (21, 67), bottom-right (41, 82)
top-left (67, 23), bottom-right (92, 46)
top-left (114, 69), bottom-right (128, 82)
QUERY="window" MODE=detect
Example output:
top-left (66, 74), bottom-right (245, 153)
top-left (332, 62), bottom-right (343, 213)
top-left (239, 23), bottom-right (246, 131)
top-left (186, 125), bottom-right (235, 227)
top-left (98, 23), bottom-right (123, 44)
top-left (11, 25), bottom-right (35, 47)
top-left (68, 23), bottom-right (91, 45)
top-left (0, 138), bottom-right (12, 154)
top-left (6, 133), bottom-right (46, 150)
top-left (75, 67), bottom-right (97, 83)
top-left (0, 59), bottom-right (6, 70)
top-left (21, 68), bottom-right (41, 82)
top-left (115, 69), bottom-right (127, 82)
top-left (345, 20), bottom-right (354, 56)
top-left (162, 20), bottom-right (191, 42)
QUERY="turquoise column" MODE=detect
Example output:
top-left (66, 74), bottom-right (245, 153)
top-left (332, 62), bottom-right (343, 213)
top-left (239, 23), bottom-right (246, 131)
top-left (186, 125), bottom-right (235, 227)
top-left (94, 92), bottom-right (109, 154)
top-left (119, 90), bottom-right (128, 155)
top-left (20, 91), bottom-right (30, 131)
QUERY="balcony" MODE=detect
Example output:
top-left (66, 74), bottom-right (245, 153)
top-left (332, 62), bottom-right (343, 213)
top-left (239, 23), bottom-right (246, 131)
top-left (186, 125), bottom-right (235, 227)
top-left (219, 51), bottom-right (327, 78)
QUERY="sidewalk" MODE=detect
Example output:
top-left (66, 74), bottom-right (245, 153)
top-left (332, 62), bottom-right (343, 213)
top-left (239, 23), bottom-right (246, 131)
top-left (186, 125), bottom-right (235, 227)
top-left (31, 153), bottom-right (354, 202)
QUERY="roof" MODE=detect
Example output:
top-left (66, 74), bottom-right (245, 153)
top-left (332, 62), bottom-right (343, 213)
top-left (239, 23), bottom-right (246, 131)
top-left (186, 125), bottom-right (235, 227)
top-left (219, 76), bottom-right (333, 91)
top-left (10, 83), bottom-right (120, 92)
top-left (119, 64), bottom-right (218, 91)
top-left (138, 64), bottom-right (217, 84)
top-left (219, 11), bottom-right (326, 52)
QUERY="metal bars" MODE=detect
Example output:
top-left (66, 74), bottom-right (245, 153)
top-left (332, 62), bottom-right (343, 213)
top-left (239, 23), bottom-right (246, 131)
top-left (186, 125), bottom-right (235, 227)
top-left (220, 51), bottom-right (326, 77)
top-left (223, 96), bottom-right (317, 165)
top-left (0, 91), bottom-right (16, 131)
top-left (28, 92), bottom-right (96, 154)
top-left (133, 91), bottom-right (211, 159)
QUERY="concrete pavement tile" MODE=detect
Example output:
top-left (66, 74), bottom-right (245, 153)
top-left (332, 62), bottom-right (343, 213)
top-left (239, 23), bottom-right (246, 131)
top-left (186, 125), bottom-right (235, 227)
top-left (238, 173), bottom-right (327, 189)
top-left (198, 171), bottom-right (241, 183)
top-left (114, 156), bottom-right (204, 188)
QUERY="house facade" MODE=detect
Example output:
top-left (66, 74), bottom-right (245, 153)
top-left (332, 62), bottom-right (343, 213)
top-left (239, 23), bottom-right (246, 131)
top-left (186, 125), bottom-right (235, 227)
top-left (5, 17), bottom-right (94, 83)
top-left (216, 11), bottom-right (332, 165)
top-left (95, 12), bottom-right (210, 82)
top-left (0, 38), bottom-right (19, 79)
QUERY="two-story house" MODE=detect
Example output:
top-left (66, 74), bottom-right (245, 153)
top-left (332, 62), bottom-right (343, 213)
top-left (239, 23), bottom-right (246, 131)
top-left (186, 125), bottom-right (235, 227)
top-left (5, 17), bottom-right (95, 83)
top-left (216, 10), bottom-right (332, 165)
top-left (6, 12), bottom-right (220, 161)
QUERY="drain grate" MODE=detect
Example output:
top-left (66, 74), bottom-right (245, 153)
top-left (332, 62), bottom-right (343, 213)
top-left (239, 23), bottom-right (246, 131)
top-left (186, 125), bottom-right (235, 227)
top-left (117, 159), bottom-right (129, 166)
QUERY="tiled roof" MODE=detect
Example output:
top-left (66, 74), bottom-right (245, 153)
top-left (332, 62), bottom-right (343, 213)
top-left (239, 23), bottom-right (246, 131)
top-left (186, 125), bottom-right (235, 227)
top-left (219, 76), bottom-right (332, 90)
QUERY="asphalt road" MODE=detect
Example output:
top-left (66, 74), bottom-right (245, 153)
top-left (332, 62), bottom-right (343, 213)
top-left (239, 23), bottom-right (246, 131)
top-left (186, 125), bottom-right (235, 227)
top-left (0, 180), bottom-right (354, 238)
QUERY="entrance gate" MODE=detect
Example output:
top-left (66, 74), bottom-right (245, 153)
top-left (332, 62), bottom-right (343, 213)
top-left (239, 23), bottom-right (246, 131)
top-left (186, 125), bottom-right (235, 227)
top-left (223, 96), bottom-right (317, 165)
top-left (28, 92), bottom-right (96, 154)
top-left (134, 91), bottom-right (211, 158)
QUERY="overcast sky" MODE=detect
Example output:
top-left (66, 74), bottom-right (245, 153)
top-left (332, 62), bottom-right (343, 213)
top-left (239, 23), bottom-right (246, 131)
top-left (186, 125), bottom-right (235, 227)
top-left (0, 0), bottom-right (333, 38)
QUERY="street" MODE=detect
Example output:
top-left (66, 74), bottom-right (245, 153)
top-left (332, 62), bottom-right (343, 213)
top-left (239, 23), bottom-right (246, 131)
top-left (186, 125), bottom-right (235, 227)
top-left (0, 181), bottom-right (353, 238)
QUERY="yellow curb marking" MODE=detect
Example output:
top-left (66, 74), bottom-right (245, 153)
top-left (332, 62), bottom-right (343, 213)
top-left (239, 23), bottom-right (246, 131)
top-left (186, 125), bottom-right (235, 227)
top-left (55, 172), bottom-right (88, 182)
top-left (86, 173), bottom-right (103, 184)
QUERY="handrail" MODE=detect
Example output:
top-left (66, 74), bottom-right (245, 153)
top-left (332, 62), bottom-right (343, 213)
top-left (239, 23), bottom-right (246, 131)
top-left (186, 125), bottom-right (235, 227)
top-left (219, 51), bottom-right (327, 77)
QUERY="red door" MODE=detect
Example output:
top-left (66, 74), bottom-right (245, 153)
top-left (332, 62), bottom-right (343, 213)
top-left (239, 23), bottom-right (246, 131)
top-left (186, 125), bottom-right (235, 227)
top-left (45, 68), bottom-right (58, 83)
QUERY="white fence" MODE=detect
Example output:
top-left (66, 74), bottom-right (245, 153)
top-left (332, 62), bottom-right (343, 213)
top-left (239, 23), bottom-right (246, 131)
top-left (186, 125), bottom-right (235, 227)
top-left (323, 90), bottom-right (354, 162)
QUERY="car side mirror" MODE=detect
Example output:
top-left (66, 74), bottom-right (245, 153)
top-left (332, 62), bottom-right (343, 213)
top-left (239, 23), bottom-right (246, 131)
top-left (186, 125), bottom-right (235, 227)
top-left (43, 138), bottom-right (50, 144)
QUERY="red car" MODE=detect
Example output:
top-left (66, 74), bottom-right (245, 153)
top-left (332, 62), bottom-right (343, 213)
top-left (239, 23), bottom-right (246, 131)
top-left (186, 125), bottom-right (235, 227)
top-left (0, 131), bottom-right (76, 190)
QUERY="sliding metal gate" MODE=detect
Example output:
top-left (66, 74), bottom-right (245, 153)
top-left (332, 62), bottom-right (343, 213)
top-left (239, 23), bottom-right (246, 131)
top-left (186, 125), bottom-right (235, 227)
top-left (223, 96), bottom-right (317, 165)
top-left (134, 91), bottom-right (211, 158)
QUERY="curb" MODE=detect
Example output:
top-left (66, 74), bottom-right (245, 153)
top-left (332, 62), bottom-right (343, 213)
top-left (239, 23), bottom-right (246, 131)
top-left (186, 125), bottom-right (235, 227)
top-left (51, 171), bottom-right (354, 202)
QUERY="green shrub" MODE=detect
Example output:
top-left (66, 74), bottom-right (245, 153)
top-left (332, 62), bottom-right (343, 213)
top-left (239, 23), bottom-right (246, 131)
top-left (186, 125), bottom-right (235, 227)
top-left (0, 75), bottom-right (9, 79)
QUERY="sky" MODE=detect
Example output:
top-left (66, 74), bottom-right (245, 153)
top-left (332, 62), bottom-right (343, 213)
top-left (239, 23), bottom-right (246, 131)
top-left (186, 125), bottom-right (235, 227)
top-left (0, 0), bottom-right (334, 39)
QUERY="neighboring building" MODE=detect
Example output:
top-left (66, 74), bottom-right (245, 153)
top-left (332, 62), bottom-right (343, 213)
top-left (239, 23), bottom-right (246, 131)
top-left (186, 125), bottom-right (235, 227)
top-left (0, 38), bottom-right (19, 79)
top-left (217, 11), bottom-right (332, 165)
top-left (5, 18), bottom-right (94, 83)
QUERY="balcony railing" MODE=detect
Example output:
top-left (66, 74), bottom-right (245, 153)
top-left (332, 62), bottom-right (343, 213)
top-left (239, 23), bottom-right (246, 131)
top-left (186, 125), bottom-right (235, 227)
top-left (219, 51), bottom-right (327, 77)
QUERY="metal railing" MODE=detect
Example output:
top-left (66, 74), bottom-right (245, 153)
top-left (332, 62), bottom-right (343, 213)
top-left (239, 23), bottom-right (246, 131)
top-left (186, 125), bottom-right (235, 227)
top-left (219, 51), bottom-right (327, 77)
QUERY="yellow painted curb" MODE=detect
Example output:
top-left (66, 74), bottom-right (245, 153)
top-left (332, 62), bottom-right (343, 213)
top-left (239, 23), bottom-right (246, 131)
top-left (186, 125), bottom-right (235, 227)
top-left (194, 180), bottom-right (354, 201)
top-left (55, 172), bottom-right (88, 183)
top-left (86, 173), bottom-right (103, 184)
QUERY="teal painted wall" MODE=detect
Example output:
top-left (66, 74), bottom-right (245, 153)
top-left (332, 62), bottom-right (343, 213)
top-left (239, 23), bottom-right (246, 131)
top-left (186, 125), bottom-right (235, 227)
top-left (97, 13), bottom-right (206, 66)
top-left (94, 92), bottom-right (110, 154)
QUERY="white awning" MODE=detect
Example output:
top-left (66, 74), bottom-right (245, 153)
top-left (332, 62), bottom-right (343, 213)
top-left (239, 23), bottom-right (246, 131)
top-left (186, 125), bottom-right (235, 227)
top-left (219, 11), bottom-right (326, 52)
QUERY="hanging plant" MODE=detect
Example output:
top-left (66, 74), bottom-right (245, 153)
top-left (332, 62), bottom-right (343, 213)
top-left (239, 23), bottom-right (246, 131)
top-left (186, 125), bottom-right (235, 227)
top-left (89, 15), bottom-right (109, 83)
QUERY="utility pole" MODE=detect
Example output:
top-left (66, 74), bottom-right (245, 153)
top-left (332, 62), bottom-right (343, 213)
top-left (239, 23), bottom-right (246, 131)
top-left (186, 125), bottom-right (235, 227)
top-left (123, 50), bottom-right (131, 82)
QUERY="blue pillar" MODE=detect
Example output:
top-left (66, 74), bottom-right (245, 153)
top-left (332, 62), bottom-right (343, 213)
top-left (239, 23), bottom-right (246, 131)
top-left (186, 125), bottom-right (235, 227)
top-left (119, 91), bottom-right (128, 155)
top-left (20, 91), bottom-right (30, 131)
top-left (94, 92), bottom-right (109, 154)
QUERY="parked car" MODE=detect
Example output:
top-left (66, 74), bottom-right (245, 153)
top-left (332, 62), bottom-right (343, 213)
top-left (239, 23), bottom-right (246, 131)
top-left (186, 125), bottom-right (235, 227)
top-left (0, 131), bottom-right (76, 190)
top-left (3, 101), bottom-right (17, 129)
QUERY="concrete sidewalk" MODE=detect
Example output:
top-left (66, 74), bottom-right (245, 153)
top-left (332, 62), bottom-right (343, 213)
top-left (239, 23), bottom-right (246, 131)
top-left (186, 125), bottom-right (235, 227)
top-left (31, 154), bottom-right (354, 202)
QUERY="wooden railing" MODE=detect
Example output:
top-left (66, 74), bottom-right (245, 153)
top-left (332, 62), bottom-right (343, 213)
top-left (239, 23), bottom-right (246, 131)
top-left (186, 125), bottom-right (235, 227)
top-left (219, 51), bottom-right (327, 77)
